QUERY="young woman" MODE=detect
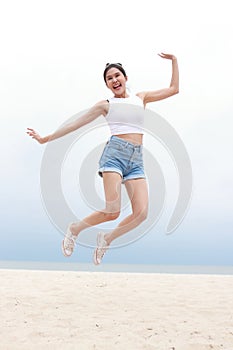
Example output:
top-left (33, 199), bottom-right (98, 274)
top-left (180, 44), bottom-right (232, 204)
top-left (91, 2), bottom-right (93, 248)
top-left (27, 52), bottom-right (179, 265)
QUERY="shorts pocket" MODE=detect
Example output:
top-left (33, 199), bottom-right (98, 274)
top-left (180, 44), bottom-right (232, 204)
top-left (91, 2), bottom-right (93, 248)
top-left (107, 142), bottom-right (127, 159)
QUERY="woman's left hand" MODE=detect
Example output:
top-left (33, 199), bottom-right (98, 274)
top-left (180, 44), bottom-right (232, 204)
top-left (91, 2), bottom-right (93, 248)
top-left (158, 52), bottom-right (177, 60)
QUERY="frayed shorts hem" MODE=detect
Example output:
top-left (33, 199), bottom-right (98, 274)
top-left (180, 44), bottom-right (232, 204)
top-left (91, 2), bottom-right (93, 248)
top-left (98, 167), bottom-right (146, 183)
top-left (98, 167), bottom-right (123, 178)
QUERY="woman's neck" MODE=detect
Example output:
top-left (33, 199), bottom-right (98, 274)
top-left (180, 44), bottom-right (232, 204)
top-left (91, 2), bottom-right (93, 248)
top-left (113, 92), bottom-right (129, 98)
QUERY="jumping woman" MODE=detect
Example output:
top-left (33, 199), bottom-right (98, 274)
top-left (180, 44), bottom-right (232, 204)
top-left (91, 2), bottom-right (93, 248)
top-left (27, 52), bottom-right (179, 265)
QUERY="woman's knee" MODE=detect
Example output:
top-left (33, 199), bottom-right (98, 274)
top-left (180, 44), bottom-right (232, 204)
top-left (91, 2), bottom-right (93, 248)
top-left (103, 208), bottom-right (121, 221)
top-left (135, 207), bottom-right (148, 223)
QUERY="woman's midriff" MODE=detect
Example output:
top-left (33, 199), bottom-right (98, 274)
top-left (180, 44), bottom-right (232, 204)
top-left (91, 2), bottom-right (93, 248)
top-left (113, 133), bottom-right (143, 145)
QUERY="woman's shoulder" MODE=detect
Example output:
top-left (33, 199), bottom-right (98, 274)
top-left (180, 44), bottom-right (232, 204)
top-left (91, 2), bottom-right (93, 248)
top-left (135, 92), bottom-right (145, 101)
top-left (93, 99), bottom-right (110, 116)
top-left (95, 99), bottom-right (110, 105)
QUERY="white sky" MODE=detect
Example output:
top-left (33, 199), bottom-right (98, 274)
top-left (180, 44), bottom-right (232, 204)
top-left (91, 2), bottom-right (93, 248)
top-left (1, 0), bottom-right (233, 227)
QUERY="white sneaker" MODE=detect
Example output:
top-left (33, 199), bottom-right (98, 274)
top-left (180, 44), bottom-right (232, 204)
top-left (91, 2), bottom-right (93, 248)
top-left (62, 224), bottom-right (77, 257)
top-left (93, 232), bottom-right (109, 265)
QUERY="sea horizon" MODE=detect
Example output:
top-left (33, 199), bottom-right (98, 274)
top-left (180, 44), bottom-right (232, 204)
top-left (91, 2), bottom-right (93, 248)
top-left (0, 260), bottom-right (233, 275)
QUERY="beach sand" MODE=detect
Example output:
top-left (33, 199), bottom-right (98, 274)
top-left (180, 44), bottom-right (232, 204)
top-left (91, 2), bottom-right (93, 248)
top-left (0, 269), bottom-right (233, 350)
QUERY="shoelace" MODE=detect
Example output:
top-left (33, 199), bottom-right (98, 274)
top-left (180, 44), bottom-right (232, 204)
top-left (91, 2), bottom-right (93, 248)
top-left (64, 236), bottom-right (76, 252)
top-left (96, 246), bottom-right (108, 261)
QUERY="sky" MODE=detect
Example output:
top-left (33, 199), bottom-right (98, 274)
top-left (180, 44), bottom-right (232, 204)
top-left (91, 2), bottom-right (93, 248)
top-left (0, 0), bottom-right (233, 266)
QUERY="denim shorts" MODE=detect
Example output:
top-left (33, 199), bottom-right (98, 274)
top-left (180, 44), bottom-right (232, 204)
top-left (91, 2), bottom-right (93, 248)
top-left (98, 135), bottom-right (146, 183)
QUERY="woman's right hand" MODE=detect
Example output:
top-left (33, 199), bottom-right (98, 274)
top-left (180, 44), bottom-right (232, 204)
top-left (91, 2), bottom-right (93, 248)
top-left (26, 128), bottom-right (47, 144)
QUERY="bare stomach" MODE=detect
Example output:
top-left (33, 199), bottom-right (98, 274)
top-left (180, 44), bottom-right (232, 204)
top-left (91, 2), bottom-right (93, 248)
top-left (114, 133), bottom-right (143, 145)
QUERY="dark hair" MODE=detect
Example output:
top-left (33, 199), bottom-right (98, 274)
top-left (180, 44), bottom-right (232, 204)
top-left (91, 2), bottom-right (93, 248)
top-left (103, 63), bottom-right (127, 83)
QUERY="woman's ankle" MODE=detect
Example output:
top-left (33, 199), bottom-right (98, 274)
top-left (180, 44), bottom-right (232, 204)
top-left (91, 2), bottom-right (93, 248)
top-left (70, 223), bottom-right (81, 237)
top-left (104, 233), bottom-right (112, 246)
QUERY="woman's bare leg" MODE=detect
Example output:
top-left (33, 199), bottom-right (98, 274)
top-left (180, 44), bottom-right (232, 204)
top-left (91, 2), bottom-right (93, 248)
top-left (70, 172), bottom-right (122, 236)
top-left (104, 178), bottom-right (148, 245)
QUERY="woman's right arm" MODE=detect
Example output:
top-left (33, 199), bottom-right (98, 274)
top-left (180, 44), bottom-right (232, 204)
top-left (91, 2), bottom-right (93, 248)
top-left (27, 100), bottom-right (108, 144)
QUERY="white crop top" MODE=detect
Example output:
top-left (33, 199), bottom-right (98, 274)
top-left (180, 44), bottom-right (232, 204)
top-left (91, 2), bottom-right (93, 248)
top-left (105, 94), bottom-right (145, 135)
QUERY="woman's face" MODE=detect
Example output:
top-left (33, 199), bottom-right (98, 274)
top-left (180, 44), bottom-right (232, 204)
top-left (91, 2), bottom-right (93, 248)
top-left (105, 67), bottom-right (128, 97)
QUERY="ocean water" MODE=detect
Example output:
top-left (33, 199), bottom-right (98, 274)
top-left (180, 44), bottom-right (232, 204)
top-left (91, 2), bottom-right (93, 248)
top-left (0, 260), bottom-right (233, 275)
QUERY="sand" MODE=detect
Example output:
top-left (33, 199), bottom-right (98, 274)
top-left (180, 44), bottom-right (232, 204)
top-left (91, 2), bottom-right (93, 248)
top-left (0, 269), bottom-right (233, 350)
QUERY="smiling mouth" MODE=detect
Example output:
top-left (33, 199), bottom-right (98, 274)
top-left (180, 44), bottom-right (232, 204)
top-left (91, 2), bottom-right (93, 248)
top-left (113, 83), bottom-right (121, 89)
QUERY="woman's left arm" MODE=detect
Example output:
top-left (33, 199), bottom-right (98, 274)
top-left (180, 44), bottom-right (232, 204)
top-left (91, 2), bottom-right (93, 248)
top-left (137, 53), bottom-right (179, 106)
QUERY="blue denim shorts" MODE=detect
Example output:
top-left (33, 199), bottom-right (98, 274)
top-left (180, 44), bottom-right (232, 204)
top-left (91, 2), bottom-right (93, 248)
top-left (98, 136), bottom-right (146, 183)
